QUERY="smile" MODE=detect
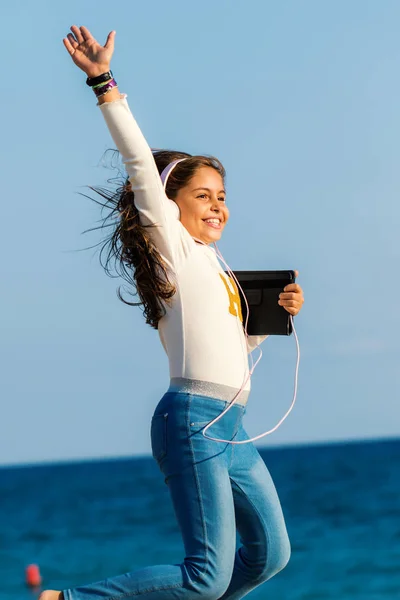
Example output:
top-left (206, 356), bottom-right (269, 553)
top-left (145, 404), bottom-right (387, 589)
top-left (203, 218), bottom-right (222, 229)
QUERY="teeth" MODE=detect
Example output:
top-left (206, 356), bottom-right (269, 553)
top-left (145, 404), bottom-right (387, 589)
top-left (205, 219), bottom-right (220, 224)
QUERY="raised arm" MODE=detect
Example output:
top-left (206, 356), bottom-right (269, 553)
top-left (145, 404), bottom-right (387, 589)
top-left (63, 25), bottom-right (191, 268)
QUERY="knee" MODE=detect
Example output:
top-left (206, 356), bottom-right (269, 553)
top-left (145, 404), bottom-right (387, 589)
top-left (185, 564), bottom-right (231, 600)
top-left (198, 578), bottom-right (230, 600)
top-left (269, 535), bottom-right (291, 577)
top-left (242, 533), bottom-right (291, 585)
top-left (260, 534), bottom-right (291, 582)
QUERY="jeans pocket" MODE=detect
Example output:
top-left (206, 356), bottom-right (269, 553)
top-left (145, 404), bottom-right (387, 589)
top-left (151, 413), bottom-right (168, 462)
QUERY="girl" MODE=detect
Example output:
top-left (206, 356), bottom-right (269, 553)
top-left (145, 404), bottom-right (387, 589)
top-left (43, 24), bottom-right (304, 600)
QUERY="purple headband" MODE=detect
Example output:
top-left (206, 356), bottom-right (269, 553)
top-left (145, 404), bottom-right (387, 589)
top-left (159, 158), bottom-right (188, 190)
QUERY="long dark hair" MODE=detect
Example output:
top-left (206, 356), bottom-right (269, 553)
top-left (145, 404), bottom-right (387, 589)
top-left (89, 150), bottom-right (226, 329)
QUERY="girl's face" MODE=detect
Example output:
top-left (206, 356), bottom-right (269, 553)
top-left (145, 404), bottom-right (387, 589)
top-left (174, 167), bottom-right (229, 244)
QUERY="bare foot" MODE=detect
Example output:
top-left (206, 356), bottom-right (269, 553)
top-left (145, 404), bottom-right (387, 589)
top-left (38, 591), bottom-right (62, 600)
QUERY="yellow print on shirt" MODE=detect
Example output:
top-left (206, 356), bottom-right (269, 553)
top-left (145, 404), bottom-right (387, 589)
top-left (219, 274), bottom-right (243, 322)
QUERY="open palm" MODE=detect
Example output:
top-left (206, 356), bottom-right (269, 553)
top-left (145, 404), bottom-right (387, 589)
top-left (63, 25), bottom-right (115, 78)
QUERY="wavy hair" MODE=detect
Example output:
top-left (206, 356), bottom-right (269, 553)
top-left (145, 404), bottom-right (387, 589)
top-left (88, 150), bottom-right (226, 329)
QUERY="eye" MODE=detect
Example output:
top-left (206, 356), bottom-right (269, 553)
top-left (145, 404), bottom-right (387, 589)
top-left (197, 194), bottom-right (208, 199)
top-left (218, 197), bottom-right (226, 202)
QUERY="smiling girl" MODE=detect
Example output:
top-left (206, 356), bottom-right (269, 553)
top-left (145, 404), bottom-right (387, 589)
top-left (40, 24), bottom-right (304, 600)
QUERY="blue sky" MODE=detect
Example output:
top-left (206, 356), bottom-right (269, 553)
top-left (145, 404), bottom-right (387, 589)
top-left (1, 0), bottom-right (399, 465)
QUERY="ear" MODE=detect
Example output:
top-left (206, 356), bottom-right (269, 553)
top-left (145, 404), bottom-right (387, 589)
top-left (169, 199), bottom-right (180, 220)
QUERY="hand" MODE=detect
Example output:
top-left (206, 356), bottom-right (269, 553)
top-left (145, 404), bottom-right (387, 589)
top-left (278, 270), bottom-right (304, 316)
top-left (63, 25), bottom-right (115, 78)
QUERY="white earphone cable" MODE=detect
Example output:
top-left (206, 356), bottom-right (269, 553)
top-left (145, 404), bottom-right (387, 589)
top-left (199, 242), bottom-right (300, 444)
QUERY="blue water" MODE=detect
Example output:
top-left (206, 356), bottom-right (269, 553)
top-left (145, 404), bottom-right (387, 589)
top-left (1, 438), bottom-right (399, 600)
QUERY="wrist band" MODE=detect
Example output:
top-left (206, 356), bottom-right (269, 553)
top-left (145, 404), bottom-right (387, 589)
top-left (93, 78), bottom-right (118, 97)
top-left (92, 78), bottom-right (113, 89)
top-left (86, 70), bottom-right (113, 87)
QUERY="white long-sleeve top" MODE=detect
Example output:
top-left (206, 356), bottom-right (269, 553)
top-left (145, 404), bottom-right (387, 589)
top-left (99, 95), bottom-right (266, 404)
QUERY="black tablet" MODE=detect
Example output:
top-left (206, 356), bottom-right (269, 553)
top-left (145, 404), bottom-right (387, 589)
top-left (232, 270), bottom-right (296, 336)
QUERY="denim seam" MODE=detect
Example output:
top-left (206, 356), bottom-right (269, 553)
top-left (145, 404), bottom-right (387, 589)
top-left (186, 394), bottom-right (210, 583)
top-left (229, 418), bottom-right (244, 470)
top-left (229, 435), bottom-right (235, 470)
top-left (229, 477), bottom-right (270, 579)
top-left (107, 582), bottom-right (184, 600)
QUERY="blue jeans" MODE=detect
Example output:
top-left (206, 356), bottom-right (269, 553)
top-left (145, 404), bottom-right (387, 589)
top-left (63, 392), bottom-right (290, 600)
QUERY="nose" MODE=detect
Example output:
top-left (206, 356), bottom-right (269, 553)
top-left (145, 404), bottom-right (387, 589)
top-left (211, 197), bottom-right (221, 212)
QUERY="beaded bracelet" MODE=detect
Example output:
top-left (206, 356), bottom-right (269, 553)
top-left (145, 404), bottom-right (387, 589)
top-left (93, 78), bottom-right (118, 98)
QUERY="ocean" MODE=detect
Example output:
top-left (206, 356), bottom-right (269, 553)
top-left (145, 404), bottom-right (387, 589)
top-left (0, 438), bottom-right (399, 600)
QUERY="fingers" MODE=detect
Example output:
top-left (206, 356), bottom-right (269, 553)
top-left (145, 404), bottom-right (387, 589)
top-left (278, 299), bottom-right (299, 308)
top-left (66, 33), bottom-right (78, 49)
top-left (278, 284), bottom-right (304, 316)
top-left (279, 293), bottom-right (297, 301)
top-left (80, 26), bottom-right (94, 41)
top-left (278, 297), bottom-right (302, 315)
top-left (70, 25), bottom-right (84, 44)
top-left (62, 37), bottom-right (75, 55)
top-left (105, 30), bottom-right (116, 50)
top-left (283, 283), bottom-right (302, 293)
